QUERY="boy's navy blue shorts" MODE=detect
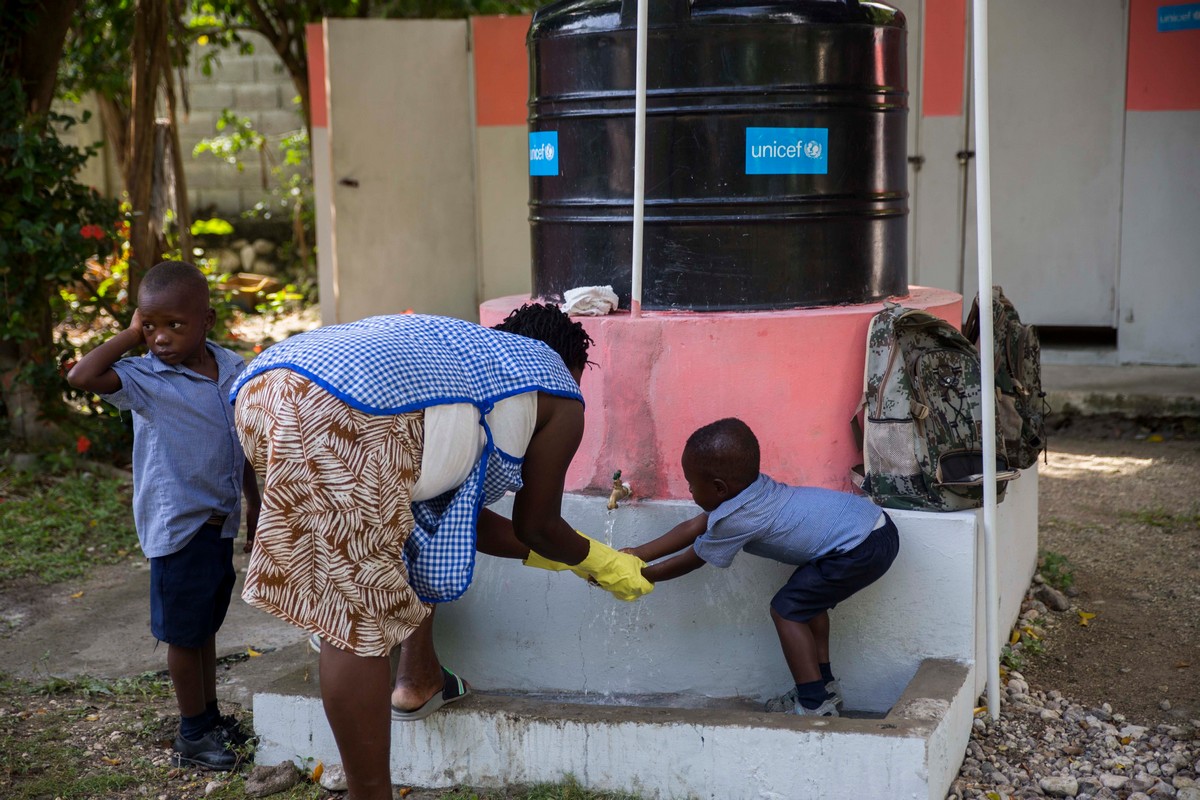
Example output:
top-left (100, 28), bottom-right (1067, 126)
top-left (771, 513), bottom-right (900, 623)
top-left (149, 521), bottom-right (236, 648)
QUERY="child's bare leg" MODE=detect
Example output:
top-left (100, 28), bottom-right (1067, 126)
top-left (809, 611), bottom-right (831, 665)
top-left (201, 635), bottom-right (217, 707)
top-left (769, 608), bottom-right (822, 684)
top-left (392, 611), bottom-right (444, 711)
top-left (167, 643), bottom-right (207, 718)
top-left (319, 642), bottom-right (392, 800)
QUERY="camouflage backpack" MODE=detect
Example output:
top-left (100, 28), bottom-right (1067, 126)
top-left (851, 302), bottom-right (1018, 511)
top-left (963, 286), bottom-right (1048, 470)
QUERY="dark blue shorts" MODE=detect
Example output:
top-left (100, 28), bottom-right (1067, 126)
top-left (771, 514), bottom-right (900, 623)
top-left (149, 522), bottom-right (236, 648)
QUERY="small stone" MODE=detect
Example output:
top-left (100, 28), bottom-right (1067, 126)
top-left (1100, 774), bottom-right (1129, 790)
top-left (1040, 775), bottom-right (1080, 796)
top-left (244, 762), bottom-right (300, 798)
top-left (1036, 585), bottom-right (1072, 611)
top-left (204, 781), bottom-right (220, 796)
top-left (1161, 700), bottom-right (1173, 711)
top-left (1177, 788), bottom-right (1200, 800)
top-left (319, 763), bottom-right (348, 791)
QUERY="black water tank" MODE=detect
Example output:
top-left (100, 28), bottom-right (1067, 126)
top-left (528, 0), bottom-right (908, 311)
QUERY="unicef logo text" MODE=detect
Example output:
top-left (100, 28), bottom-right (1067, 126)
top-left (748, 139), bottom-right (822, 161)
top-left (529, 132), bottom-right (560, 176)
top-left (745, 127), bottom-right (829, 176)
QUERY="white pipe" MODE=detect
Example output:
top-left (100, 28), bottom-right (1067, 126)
top-left (971, 0), bottom-right (1001, 721)
top-left (630, 0), bottom-right (649, 318)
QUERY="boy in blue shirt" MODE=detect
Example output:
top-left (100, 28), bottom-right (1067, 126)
top-left (67, 261), bottom-right (260, 769)
top-left (626, 417), bottom-right (898, 716)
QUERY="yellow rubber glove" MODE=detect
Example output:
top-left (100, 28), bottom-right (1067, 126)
top-left (576, 538), bottom-right (654, 601)
top-left (522, 531), bottom-right (597, 581)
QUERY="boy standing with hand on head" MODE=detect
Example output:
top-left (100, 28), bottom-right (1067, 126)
top-left (624, 417), bottom-right (898, 717)
top-left (68, 261), bottom-right (260, 769)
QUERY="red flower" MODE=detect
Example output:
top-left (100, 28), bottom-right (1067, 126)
top-left (80, 224), bottom-right (105, 240)
top-left (76, 435), bottom-right (92, 454)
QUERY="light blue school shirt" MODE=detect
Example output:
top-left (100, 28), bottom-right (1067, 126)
top-left (693, 474), bottom-right (883, 568)
top-left (103, 343), bottom-right (247, 558)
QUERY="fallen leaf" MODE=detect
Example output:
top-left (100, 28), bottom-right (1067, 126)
top-left (972, 705), bottom-right (988, 716)
top-left (1078, 611), bottom-right (1096, 626)
top-left (247, 647), bottom-right (263, 657)
top-left (1175, 661), bottom-right (1190, 669)
top-left (310, 761), bottom-right (323, 782)
top-left (986, 793), bottom-right (1002, 800)
top-left (102, 756), bottom-right (121, 766)
top-left (1146, 434), bottom-right (1163, 443)
top-left (399, 789), bottom-right (413, 798)
top-left (85, 714), bottom-right (99, 721)
top-left (1120, 736), bottom-right (1131, 745)
top-left (1009, 629), bottom-right (1020, 645)
top-left (70, 591), bottom-right (84, 599)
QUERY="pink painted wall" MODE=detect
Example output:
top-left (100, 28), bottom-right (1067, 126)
top-left (482, 288), bottom-right (963, 501)
top-left (1127, 0), bottom-right (1200, 111)
top-left (922, 0), bottom-right (967, 117)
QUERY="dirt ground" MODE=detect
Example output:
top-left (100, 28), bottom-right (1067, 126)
top-left (1, 418), bottom-right (1197, 798)
top-left (1019, 418), bottom-right (1200, 727)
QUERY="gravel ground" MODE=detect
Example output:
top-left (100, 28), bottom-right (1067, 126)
top-left (948, 420), bottom-right (1199, 800)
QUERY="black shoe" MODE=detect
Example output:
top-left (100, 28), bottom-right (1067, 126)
top-left (172, 726), bottom-right (240, 771)
top-left (217, 713), bottom-right (255, 749)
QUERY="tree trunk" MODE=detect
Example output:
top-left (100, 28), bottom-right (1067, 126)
top-left (126, 0), bottom-right (170, 296)
top-left (163, 60), bottom-right (192, 260)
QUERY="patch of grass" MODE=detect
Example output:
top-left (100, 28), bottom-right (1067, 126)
top-left (32, 671), bottom-right (172, 702)
top-left (1037, 550), bottom-right (1075, 592)
top-left (0, 463), bottom-right (138, 583)
top-left (1122, 507), bottom-right (1200, 529)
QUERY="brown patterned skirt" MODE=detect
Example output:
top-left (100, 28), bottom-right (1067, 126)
top-left (234, 368), bottom-right (429, 657)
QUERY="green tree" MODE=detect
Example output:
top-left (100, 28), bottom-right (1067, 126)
top-left (61, 0), bottom-right (193, 294)
top-left (0, 0), bottom-right (119, 447)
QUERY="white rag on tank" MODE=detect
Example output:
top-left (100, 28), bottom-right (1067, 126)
top-left (561, 285), bottom-right (619, 316)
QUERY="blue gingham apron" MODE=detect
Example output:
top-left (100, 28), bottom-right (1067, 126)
top-left (230, 314), bottom-right (583, 602)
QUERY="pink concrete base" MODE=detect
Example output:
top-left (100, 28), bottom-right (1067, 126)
top-left (481, 287), bottom-right (963, 501)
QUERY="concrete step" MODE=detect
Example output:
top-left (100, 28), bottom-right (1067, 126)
top-left (251, 658), bottom-right (973, 800)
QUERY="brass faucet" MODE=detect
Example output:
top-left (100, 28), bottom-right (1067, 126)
top-left (607, 470), bottom-right (632, 510)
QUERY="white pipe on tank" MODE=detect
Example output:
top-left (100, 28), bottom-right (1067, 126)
top-left (630, 0), bottom-right (649, 318)
top-left (971, 0), bottom-right (1001, 721)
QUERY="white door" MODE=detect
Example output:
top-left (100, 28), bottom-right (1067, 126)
top-left (897, 0), bottom-right (1126, 328)
top-left (985, 0), bottom-right (1126, 327)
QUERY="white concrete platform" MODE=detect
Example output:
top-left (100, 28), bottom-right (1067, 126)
top-left (250, 470), bottom-right (1037, 798)
top-left (255, 658), bottom-right (973, 800)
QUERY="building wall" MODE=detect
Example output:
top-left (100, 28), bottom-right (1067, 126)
top-left (180, 32), bottom-right (304, 216)
top-left (1118, 0), bottom-right (1200, 364)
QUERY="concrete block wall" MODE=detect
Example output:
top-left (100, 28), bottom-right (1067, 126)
top-left (181, 33), bottom-right (308, 216)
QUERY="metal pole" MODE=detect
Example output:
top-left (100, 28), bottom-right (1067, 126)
top-left (971, 0), bottom-right (1001, 721)
top-left (630, 0), bottom-right (649, 318)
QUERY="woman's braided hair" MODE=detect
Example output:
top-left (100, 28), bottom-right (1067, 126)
top-left (492, 302), bottom-right (594, 372)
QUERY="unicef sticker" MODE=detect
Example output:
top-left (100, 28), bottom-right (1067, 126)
top-left (745, 127), bottom-right (829, 175)
top-left (529, 131), bottom-right (559, 176)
